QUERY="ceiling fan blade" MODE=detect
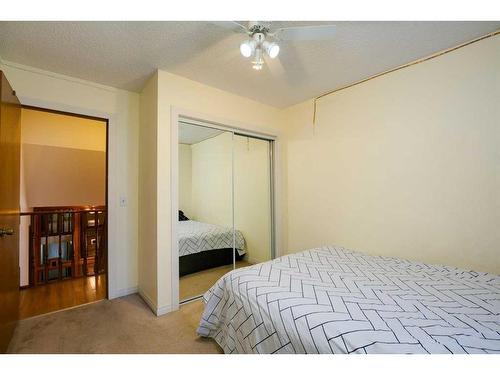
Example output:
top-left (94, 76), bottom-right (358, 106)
top-left (272, 25), bottom-right (336, 41)
top-left (210, 21), bottom-right (249, 34)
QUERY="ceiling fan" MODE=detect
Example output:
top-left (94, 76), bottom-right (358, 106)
top-left (212, 21), bottom-right (337, 71)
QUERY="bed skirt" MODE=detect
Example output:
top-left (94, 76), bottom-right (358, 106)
top-left (179, 248), bottom-right (244, 276)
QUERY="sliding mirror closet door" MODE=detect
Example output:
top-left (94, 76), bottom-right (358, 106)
top-left (178, 121), bottom-right (235, 302)
top-left (233, 135), bottom-right (273, 267)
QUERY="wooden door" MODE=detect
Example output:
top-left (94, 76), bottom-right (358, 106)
top-left (0, 71), bottom-right (21, 352)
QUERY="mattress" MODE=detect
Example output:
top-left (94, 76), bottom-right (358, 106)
top-left (197, 246), bottom-right (500, 354)
top-left (178, 220), bottom-right (245, 257)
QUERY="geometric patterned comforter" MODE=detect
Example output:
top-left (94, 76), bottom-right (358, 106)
top-left (197, 246), bottom-right (500, 353)
top-left (178, 220), bottom-right (245, 257)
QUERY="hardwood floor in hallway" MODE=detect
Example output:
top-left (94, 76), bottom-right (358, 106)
top-left (19, 275), bottom-right (107, 320)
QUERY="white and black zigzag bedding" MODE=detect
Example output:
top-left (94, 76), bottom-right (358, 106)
top-left (197, 246), bottom-right (500, 354)
top-left (178, 220), bottom-right (245, 257)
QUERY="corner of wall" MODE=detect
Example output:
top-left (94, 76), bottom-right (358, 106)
top-left (138, 71), bottom-right (160, 308)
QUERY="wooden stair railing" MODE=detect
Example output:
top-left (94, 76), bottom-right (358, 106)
top-left (21, 206), bottom-right (106, 287)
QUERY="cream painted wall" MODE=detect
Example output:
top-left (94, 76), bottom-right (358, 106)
top-left (21, 108), bottom-right (106, 208)
top-left (178, 144), bottom-right (193, 217)
top-left (190, 132), bottom-right (233, 226)
top-left (21, 108), bottom-right (106, 151)
top-left (22, 145), bottom-right (105, 207)
top-left (282, 35), bottom-right (500, 274)
top-left (141, 70), bottom-right (284, 314)
top-left (138, 73), bottom-right (158, 310)
top-left (1, 61), bottom-right (140, 298)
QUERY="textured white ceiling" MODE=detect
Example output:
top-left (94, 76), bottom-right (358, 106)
top-left (179, 121), bottom-right (224, 145)
top-left (0, 21), bottom-right (498, 107)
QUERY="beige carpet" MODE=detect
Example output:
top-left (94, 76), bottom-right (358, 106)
top-left (7, 294), bottom-right (223, 354)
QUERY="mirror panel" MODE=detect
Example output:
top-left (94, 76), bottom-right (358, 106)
top-left (233, 135), bottom-right (273, 268)
top-left (178, 121), bottom-right (234, 302)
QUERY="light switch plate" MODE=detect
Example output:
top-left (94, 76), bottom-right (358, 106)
top-left (120, 196), bottom-right (127, 207)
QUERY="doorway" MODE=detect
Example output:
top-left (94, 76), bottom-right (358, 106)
top-left (17, 106), bottom-right (108, 319)
top-left (176, 117), bottom-right (276, 303)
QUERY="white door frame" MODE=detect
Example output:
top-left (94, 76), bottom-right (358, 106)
top-left (170, 106), bottom-right (282, 310)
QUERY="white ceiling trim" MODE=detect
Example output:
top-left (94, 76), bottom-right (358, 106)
top-left (0, 59), bottom-right (122, 93)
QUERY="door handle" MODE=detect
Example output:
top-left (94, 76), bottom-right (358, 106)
top-left (0, 228), bottom-right (14, 237)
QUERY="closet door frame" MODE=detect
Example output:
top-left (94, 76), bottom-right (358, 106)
top-left (170, 107), bottom-right (280, 309)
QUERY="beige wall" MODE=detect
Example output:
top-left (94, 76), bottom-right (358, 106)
top-left (22, 144), bottom-right (105, 207)
top-left (21, 108), bottom-right (106, 151)
top-left (21, 108), bottom-right (106, 208)
top-left (190, 132), bottom-right (233, 226)
top-left (282, 35), bottom-right (500, 274)
top-left (178, 144), bottom-right (193, 218)
top-left (138, 72), bottom-right (158, 309)
top-left (1, 61), bottom-right (140, 298)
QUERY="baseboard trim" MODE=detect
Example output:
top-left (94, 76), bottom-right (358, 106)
top-left (156, 304), bottom-right (174, 316)
top-left (137, 288), bottom-right (174, 316)
top-left (138, 288), bottom-right (157, 314)
top-left (108, 286), bottom-right (138, 300)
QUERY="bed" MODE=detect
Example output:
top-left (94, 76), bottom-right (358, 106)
top-left (178, 220), bottom-right (246, 276)
top-left (197, 246), bottom-right (500, 354)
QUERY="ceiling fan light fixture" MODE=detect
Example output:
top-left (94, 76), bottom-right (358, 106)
top-left (263, 41), bottom-right (280, 59)
top-left (219, 21), bottom-right (337, 70)
top-left (252, 48), bottom-right (264, 70)
top-left (252, 61), bottom-right (264, 70)
top-left (240, 40), bottom-right (255, 58)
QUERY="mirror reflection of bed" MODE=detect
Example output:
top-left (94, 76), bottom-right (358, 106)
top-left (178, 120), bottom-right (273, 302)
top-left (178, 214), bottom-right (250, 301)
